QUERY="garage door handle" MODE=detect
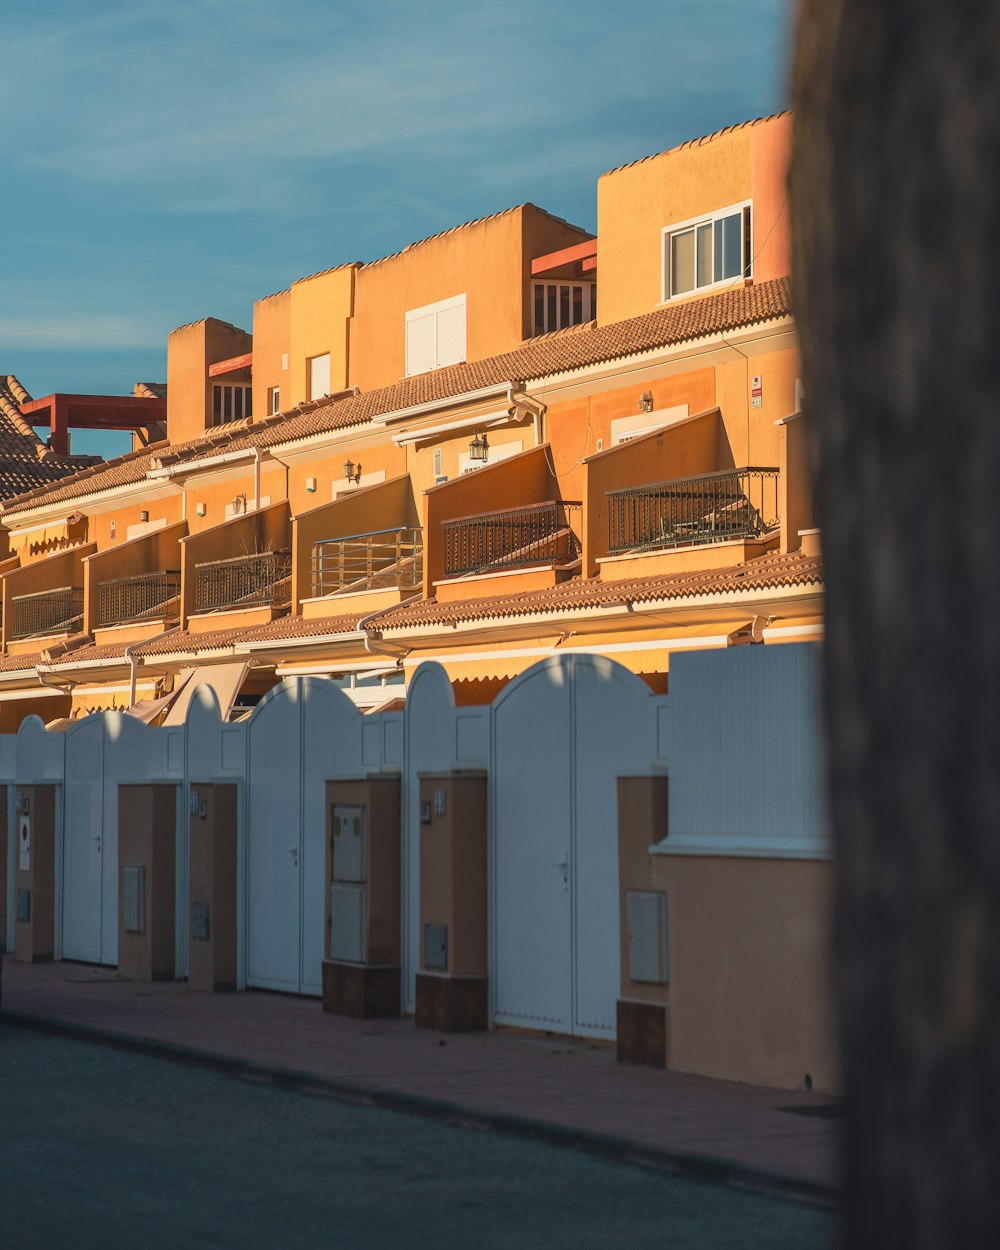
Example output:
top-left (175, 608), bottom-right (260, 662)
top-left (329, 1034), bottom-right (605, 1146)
top-left (286, 845), bottom-right (298, 855)
top-left (552, 856), bottom-right (568, 870)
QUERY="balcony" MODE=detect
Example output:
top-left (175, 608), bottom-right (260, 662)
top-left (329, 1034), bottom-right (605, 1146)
top-left (606, 467), bottom-right (779, 554)
top-left (11, 585), bottom-right (84, 640)
top-left (98, 570), bottom-right (181, 627)
top-left (194, 550), bottom-right (291, 613)
top-left (443, 500), bottom-right (581, 578)
top-left (312, 527), bottom-right (423, 598)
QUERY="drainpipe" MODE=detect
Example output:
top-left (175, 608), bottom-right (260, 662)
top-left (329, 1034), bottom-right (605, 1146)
top-left (357, 596), bottom-right (419, 665)
top-left (125, 639), bottom-right (140, 706)
top-left (510, 387), bottom-right (547, 446)
top-left (36, 669), bottom-right (73, 697)
top-left (253, 447), bottom-right (262, 511)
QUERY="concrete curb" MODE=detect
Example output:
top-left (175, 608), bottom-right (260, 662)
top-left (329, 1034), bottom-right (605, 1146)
top-left (3, 1007), bottom-right (839, 1210)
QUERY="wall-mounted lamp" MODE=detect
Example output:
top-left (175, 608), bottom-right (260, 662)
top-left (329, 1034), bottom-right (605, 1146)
top-left (231, 493), bottom-right (247, 514)
top-left (196, 502), bottom-right (207, 517)
top-left (343, 459), bottom-right (362, 485)
top-left (306, 476), bottom-right (317, 493)
top-left (468, 431), bottom-right (490, 463)
top-left (139, 510), bottom-right (150, 523)
top-left (638, 391), bottom-right (654, 414)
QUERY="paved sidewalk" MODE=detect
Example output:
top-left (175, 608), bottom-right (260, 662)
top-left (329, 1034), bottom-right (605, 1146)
top-left (2, 960), bottom-right (840, 1205)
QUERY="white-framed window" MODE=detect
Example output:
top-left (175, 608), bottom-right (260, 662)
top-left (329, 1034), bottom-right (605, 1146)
top-left (661, 202), bottom-right (752, 301)
top-left (308, 353), bottom-right (331, 401)
top-left (211, 384), bottom-right (252, 425)
top-left (405, 293), bottom-right (466, 376)
top-left (268, 386), bottom-right (281, 415)
top-left (531, 281), bottom-right (596, 335)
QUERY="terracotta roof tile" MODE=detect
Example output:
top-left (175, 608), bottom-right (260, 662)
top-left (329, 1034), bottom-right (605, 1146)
top-left (2, 277), bottom-right (791, 516)
top-left (0, 649), bottom-right (46, 673)
top-left (367, 550), bottom-right (822, 632)
top-left (132, 626), bottom-right (252, 657)
top-left (41, 641), bottom-right (130, 668)
top-left (236, 611), bottom-right (367, 643)
top-left (0, 375), bottom-right (92, 497)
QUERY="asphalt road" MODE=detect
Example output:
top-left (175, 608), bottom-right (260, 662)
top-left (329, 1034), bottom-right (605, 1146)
top-left (0, 1029), bottom-right (834, 1249)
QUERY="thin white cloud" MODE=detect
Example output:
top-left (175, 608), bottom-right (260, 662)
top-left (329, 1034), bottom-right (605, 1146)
top-left (3, 0), bottom-right (785, 216)
top-left (0, 313), bottom-right (165, 351)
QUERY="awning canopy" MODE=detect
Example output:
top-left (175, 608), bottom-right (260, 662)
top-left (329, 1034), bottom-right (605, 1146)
top-left (162, 661), bottom-right (249, 726)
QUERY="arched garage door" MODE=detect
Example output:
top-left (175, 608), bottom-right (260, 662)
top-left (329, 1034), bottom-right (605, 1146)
top-left (491, 655), bottom-right (655, 1038)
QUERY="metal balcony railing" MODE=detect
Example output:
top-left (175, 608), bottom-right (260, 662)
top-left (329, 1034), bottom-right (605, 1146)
top-left (443, 500), bottom-right (582, 578)
top-left (312, 527), bottom-right (423, 598)
top-left (194, 550), bottom-right (291, 613)
top-left (606, 467), bottom-right (780, 554)
top-left (11, 585), bottom-right (84, 640)
top-left (98, 570), bottom-right (181, 626)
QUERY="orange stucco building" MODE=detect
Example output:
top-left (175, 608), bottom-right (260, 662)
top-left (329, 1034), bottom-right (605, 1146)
top-left (0, 112), bottom-right (831, 1090)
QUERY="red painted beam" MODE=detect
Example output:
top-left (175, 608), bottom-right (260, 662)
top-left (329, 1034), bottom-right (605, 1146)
top-left (530, 238), bottom-right (597, 276)
top-left (208, 352), bottom-right (253, 377)
top-left (581, 255), bottom-right (597, 273)
top-left (20, 394), bottom-right (167, 444)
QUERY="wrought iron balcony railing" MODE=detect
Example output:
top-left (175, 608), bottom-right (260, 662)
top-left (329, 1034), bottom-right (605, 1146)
top-left (443, 500), bottom-right (582, 578)
top-left (606, 467), bottom-right (780, 554)
top-left (194, 549), bottom-right (292, 613)
top-left (11, 585), bottom-right (84, 640)
top-left (312, 527), bottom-right (423, 598)
top-left (98, 570), bottom-right (181, 626)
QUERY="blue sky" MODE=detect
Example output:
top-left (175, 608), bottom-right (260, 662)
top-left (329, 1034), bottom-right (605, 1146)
top-left (2, 0), bottom-right (790, 456)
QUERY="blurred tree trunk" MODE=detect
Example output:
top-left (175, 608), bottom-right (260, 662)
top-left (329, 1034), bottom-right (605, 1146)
top-left (791, 2), bottom-right (1000, 1245)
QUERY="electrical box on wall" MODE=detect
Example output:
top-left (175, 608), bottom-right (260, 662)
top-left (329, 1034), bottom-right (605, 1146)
top-left (626, 890), bottom-right (668, 984)
top-left (331, 806), bottom-right (366, 884)
top-left (123, 865), bottom-right (146, 935)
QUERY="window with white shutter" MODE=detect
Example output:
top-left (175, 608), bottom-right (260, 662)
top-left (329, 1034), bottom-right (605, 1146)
top-left (308, 353), bottom-right (331, 400)
top-left (405, 294), bottom-right (467, 376)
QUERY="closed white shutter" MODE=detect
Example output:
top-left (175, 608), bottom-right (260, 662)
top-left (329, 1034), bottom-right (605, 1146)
top-left (405, 293), bottom-right (466, 375)
top-left (309, 353), bottom-right (331, 400)
top-left (435, 301), bottom-right (466, 367)
top-left (405, 312), bottom-right (436, 377)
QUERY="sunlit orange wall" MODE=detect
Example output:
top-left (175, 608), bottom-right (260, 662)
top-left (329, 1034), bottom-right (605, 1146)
top-left (541, 369), bottom-right (717, 505)
top-left (596, 114), bottom-right (790, 325)
top-left (349, 206), bottom-right (593, 393)
top-left (289, 265), bottom-right (358, 404)
top-left (251, 290), bottom-right (291, 420)
top-left (167, 319), bottom-right (252, 447)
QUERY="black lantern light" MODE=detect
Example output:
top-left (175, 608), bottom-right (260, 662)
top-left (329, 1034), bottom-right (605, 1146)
top-left (343, 458), bottom-right (362, 484)
top-left (468, 431), bottom-right (489, 463)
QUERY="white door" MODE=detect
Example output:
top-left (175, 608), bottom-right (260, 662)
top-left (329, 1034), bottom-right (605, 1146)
top-left (492, 662), bottom-right (573, 1031)
top-left (247, 685), bottom-right (302, 991)
top-left (246, 678), bottom-right (352, 995)
top-left (491, 656), bottom-right (654, 1038)
top-left (62, 718), bottom-right (105, 964)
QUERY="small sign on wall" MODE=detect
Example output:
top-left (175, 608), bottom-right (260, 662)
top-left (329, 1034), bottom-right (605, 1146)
top-left (19, 813), bottom-right (31, 871)
top-left (751, 374), bottom-right (763, 409)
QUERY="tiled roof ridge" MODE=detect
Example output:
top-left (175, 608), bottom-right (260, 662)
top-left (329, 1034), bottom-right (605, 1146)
top-left (364, 548), bottom-right (821, 633)
top-left (134, 382), bottom-right (166, 400)
top-left (168, 314), bottom-right (251, 337)
top-left (1, 375), bottom-right (50, 460)
top-left (600, 110), bottom-right (792, 179)
top-left (292, 260), bottom-right (363, 287)
top-left (360, 203), bottom-right (592, 272)
top-left (0, 439), bottom-right (166, 513)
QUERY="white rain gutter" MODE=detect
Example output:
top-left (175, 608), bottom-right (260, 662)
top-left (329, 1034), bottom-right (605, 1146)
top-left (370, 381), bottom-right (511, 426)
